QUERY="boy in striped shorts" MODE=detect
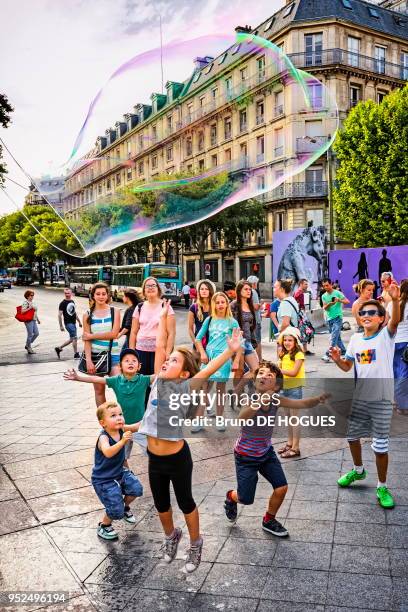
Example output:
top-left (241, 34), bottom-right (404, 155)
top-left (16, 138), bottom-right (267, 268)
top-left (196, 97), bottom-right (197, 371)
top-left (330, 283), bottom-right (400, 508)
top-left (224, 361), bottom-right (329, 536)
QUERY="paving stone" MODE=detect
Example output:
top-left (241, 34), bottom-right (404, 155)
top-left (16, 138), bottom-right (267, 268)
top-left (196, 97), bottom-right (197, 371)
top-left (387, 525), bottom-right (408, 549)
top-left (86, 585), bottom-right (138, 612)
top-left (142, 558), bottom-right (211, 593)
top-left (337, 485), bottom-right (381, 505)
top-left (326, 572), bottom-right (392, 609)
top-left (280, 519), bottom-right (335, 543)
top-left (85, 554), bottom-right (157, 586)
top-left (336, 502), bottom-right (387, 524)
top-left (0, 498), bottom-right (38, 534)
top-left (4, 448), bottom-right (93, 479)
top-left (0, 468), bottom-right (20, 501)
top-left (295, 458), bottom-right (343, 471)
top-left (201, 562), bottom-right (269, 598)
top-left (64, 551), bottom-right (107, 582)
top-left (46, 525), bottom-right (131, 554)
top-left (293, 484), bottom-right (339, 502)
top-left (216, 536), bottom-right (278, 565)
top-left (297, 471), bottom-right (342, 485)
top-left (288, 500), bottom-right (337, 521)
top-left (32, 595), bottom-right (96, 612)
top-left (386, 507), bottom-right (408, 526)
top-left (273, 541), bottom-right (332, 570)
top-left (334, 522), bottom-right (388, 548)
top-left (330, 544), bottom-right (390, 575)
top-left (27, 486), bottom-right (102, 523)
top-left (392, 576), bottom-right (408, 611)
top-left (261, 567), bottom-right (329, 604)
top-left (174, 534), bottom-right (227, 563)
top-left (123, 588), bottom-right (196, 612)
top-left (196, 512), bottom-right (237, 536)
top-left (390, 548), bottom-right (408, 577)
top-left (240, 497), bottom-right (291, 517)
top-left (14, 469), bottom-right (90, 499)
top-left (257, 603), bottom-right (324, 612)
top-left (190, 594), bottom-right (259, 611)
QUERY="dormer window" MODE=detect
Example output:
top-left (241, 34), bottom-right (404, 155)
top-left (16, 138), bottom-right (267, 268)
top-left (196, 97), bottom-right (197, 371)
top-left (265, 17), bottom-right (274, 31)
top-left (283, 3), bottom-right (294, 17)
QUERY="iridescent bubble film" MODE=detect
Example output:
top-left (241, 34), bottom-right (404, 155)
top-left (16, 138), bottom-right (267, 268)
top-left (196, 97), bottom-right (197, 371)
top-left (10, 31), bottom-right (339, 257)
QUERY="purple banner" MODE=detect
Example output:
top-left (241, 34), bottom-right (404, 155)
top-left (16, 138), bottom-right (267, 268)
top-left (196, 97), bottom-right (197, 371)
top-left (328, 245), bottom-right (408, 305)
top-left (273, 227), bottom-right (326, 298)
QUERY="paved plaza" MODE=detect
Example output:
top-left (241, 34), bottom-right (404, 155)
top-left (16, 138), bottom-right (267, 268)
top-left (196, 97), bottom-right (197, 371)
top-left (0, 287), bottom-right (407, 611)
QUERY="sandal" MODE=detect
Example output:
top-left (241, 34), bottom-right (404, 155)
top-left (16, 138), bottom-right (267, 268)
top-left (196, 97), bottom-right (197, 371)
top-left (281, 448), bottom-right (301, 459)
top-left (278, 443), bottom-right (292, 455)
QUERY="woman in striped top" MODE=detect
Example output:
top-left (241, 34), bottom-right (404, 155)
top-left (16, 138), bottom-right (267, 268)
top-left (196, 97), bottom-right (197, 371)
top-left (82, 282), bottom-right (121, 406)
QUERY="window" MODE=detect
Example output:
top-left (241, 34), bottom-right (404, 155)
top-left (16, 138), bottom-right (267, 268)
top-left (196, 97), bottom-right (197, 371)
top-left (349, 85), bottom-right (361, 107)
top-left (127, 167), bottom-right (132, 181)
top-left (167, 115), bottom-right (173, 134)
top-left (308, 82), bottom-right (323, 108)
top-left (185, 137), bottom-right (193, 157)
top-left (204, 260), bottom-right (219, 281)
top-left (239, 257), bottom-right (265, 282)
top-left (256, 135), bottom-right (265, 162)
top-left (127, 140), bottom-right (132, 158)
top-left (211, 231), bottom-right (219, 248)
top-left (275, 168), bottom-right (284, 182)
top-left (218, 52), bottom-right (228, 64)
top-left (210, 124), bottom-right (217, 146)
top-left (152, 125), bottom-right (157, 142)
top-left (152, 155), bottom-right (158, 169)
top-left (368, 7), bottom-right (379, 18)
top-left (257, 56), bottom-right (265, 81)
top-left (375, 46), bottom-right (386, 74)
top-left (225, 77), bottom-right (233, 100)
top-left (116, 173), bottom-right (121, 186)
top-left (225, 148), bottom-right (232, 162)
top-left (306, 209), bottom-right (324, 226)
top-left (275, 212), bottom-right (285, 231)
top-left (274, 90), bottom-right (284, 116)
top-left (306, 119), bottom-right (323, 138)
top-left (187, 164), bottom-right (193, 173)
top-left (265, 17), bottom-right (274, 31)
top-left (98, 183), bottom-right (103, 195)
top-left (138, 134), bottom-right (144, 150)
top-left (186, 261), bottom-right (196, 281)
top-left (187, 104), bottom-right (193, 122)
top-left (283, 3), bottom-right (294, 17)
top-left (204, 62), bottom-right (213, 74)
top-left (107, 177), bottom-right (112, 191)
top-left (257, 224), bottom-right (266, 245)
top-left (305, 33), bottom-right (323, 66)
top-left (240, 142), bottom-right (247, 162)
top-left (199, 159), bottom-right (205, 171)
top-left (274, 127), bottom-right (284, 157)
top-left (166, 146), bottom-right (173, 162)
top-left (240, 67), bottom-right (248, 82)
top-left (306, 167), bottom-right (323, 193)
top-left (256, 100), bottom-right (264, 124)
top-left (138, 160), bottom-right (144, 174)
top-left (257, 174), bottom-right (266, 198)
top-left (231, 43), bottom-right (241, 55)
top-left (401, 51), bottom-right (408, 79)
top-left (199, 96), bottom-right (205, 110)
top-left (198, 131), bottom-right (205, 151)
top-left (342, 0), bottom-right (352, 8)
top-left (224, 117), bottom-right (232, 140)
top-left (211, 88), bottom-right (218, 100)
top-left (192, 72), bottom-right (201, 83)
top-left (239, 108), bottom-right (247, 132)
top-left (377, 90), bottom-right (387, 104)
top-left (347, 36), bottom-right (360, 67)
top-left (211, 154), bottom-right (218, 168)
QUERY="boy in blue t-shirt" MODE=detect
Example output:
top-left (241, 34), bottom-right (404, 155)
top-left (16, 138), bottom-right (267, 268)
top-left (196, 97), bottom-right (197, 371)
top-left (64, 349), bottom-right (151, 460)
top-left (91, 401), bottom-right (142, 540)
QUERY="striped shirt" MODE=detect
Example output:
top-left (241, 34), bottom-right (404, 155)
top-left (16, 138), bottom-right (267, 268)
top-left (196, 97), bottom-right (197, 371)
top-left (90, 309), bottom-right (120, 356)
top-left (234, 403), bottom-right (278, 457)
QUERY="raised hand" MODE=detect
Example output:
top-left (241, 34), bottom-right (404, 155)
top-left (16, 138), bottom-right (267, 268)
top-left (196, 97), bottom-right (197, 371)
top-left (63, 369), bottom-right (78, 381)
top-left (160, 298), bottom-right (171, 317)
top-left (329, 346), bottom-right (341, 362)
top-left (387, 283), bottom-right (400, 301)
top-left (227, 328), bottom-right (243, 354)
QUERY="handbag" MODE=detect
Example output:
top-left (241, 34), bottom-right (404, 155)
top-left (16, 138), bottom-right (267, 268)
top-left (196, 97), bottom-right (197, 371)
top-left (15, 305), bottom-right (35, 322)
top-left (284, 299), bottom-right (315, 344)
top-left (78, 307), bottom-right (114, 375)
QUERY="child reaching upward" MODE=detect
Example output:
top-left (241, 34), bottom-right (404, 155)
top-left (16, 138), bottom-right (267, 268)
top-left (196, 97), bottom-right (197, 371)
top-left (224, 361), bottom-right (329, 536)
top-left (278, 327), bottom-right (305, 459)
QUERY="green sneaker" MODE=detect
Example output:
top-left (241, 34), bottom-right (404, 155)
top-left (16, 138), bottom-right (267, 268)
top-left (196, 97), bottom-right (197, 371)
top-left (337, 468), bottom-right (367, 487)
top-left (376, 486), bottom-right (395, 509)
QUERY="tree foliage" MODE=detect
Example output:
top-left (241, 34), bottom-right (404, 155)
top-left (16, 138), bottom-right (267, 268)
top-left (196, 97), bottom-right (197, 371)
top-left (333, 85), bottom-right (408, 247)
top-left (0, 93), bottom-right (14, 185)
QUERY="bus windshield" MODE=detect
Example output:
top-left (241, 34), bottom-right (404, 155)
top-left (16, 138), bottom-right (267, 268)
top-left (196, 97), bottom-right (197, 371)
top-left (149, 265), bottom-right (179, 279)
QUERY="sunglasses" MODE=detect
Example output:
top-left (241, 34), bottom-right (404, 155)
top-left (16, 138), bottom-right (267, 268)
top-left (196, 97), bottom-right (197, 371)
top-left (358, 309), bottom-right (380, 317)
top-left (145, 283), bottom-right (158, 289)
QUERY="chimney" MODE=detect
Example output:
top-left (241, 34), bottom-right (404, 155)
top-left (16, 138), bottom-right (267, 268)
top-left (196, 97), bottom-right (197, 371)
top-left (235, 25), bottom-right (252, 33)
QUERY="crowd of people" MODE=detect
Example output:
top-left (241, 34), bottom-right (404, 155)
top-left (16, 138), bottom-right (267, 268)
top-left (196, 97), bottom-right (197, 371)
top-left (15, 270), bottom-right (408, 574)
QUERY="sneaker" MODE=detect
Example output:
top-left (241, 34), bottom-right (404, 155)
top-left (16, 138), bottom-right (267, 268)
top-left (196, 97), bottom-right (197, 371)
top-left (305, 350), bottom-right (315, 356)
top-left (162, 527), bottom-right (182, 563)
top-left (184, 537), bottom-right (203, 573)
top-left (337, 468), bottom-right (367, 487)
top-left (321, 355), bottom-right (332, 363)
top-left (191, 424), bottom-right (204, 433)
top-left (224, 491), bottom-right (238, 522)
top-left (216, 424), bottom-right (226, 432)
top-left (377, 486), bottom-right (395, 509)
top-left (97, 522), bottom-right (118, 540)
top-left (262, 517), bottom-right (289, 537)
top-left (55, 347), bottom-right (62, 359)
top-left (27, 348), bottom-right (35, 354)
top-left (123, 508), bottom-right (136, 524)
top-left (74, 352), bottom-right (80, 359)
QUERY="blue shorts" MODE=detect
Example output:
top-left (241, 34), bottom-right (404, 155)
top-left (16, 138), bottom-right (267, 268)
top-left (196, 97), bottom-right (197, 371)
top-left (65, 323), bottom-right (77, 339)
top-left (235, 447), bottom-right (287, 505)
top-left (281, 386), bottom-right (303, 400)
top-left (92, 469), bottom-right (143, 520)
top-left (244, 340), bottom-right (255, 356)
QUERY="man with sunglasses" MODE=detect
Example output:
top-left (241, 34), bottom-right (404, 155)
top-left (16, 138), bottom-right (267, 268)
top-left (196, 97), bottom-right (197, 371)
top-left (330, 284), bottom-right (400, 509)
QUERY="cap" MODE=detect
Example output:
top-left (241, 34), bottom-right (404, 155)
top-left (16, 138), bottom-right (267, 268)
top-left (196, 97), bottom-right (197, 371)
top-left (196, 279), bottom-right (216, 293)
top-left (277, 326), bottom-right (303, 351)
top-left (120, 348), bottom-right (140, 362)
top-left (247, 275), bottom-right (259, 284)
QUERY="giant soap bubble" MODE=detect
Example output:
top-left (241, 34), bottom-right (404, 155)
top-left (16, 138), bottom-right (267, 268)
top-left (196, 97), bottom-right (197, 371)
top-left (8, 30), bottom-right (339, 257)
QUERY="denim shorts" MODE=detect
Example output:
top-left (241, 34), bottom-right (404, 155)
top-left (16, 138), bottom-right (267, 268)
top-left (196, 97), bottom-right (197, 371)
top-left (281, 386), bottom-right (303, 400)
top-left (92, 469), bottom-right (143, 520)
top-left (65, 323), bottom-right (77, 339)
top-left (244, 340), bottom-right (255, 356)
top-left (235, 447), bottom-right (287, 505)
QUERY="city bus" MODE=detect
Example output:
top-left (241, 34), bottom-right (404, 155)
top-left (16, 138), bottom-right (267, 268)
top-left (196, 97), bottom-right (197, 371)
top-left (67, 263), bottom-right (182, 303)
top-left (111, 263), bottom-right (182, 303)
top-left (7, 266), bottom-right (34, 286)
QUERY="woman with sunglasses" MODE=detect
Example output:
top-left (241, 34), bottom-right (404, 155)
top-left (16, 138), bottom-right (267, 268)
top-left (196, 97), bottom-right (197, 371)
top-left (21, 289), bottom-right (41, 354)
top-left (129, 277), bottom-right (175, 375)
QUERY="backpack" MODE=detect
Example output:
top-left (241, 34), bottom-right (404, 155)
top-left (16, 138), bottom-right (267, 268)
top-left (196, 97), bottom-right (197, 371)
top-left (284, 299), bottom-right (315, 344)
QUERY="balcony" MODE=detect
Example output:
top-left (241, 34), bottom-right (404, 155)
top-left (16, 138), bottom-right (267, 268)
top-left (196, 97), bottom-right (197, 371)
top-left (274, 105), bottom-right (284, 117)
top-left (268, 181), bottom-right (328, 201)
top-left (288, 48), bottom-right (407, 81)
top-left (296, 136), bottom-right (328, 153)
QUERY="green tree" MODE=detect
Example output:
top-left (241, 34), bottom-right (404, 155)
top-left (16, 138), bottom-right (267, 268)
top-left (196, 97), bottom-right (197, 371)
top-left (333, 85), bottom-right (408, 247)
top-left (0, 93), bottom-right (14, 185)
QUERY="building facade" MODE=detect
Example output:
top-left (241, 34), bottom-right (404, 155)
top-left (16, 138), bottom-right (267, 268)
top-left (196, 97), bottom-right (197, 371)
top-left (63, 0), bottom-right (408, 295)
top-left (25, 176), bottom-right (65, 214)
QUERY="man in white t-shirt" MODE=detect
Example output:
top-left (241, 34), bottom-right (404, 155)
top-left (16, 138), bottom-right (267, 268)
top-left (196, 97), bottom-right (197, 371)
top-left (182, 282), bottom-right (191, 309)
top-left (330, 284), bottom-right (400, 509)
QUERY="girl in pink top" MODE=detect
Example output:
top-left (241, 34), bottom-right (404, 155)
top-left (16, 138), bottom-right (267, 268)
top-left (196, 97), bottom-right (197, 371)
top-left (129, 276), bottom-right (175, 374)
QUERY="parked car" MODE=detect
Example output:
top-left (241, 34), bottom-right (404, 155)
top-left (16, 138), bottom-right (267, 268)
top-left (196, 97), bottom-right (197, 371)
top-left (0, 278), bottom-right (12, 289)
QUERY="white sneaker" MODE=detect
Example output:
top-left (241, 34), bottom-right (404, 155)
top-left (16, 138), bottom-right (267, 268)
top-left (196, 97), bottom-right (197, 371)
top-left (191, 425), bottom-right (204, 434)
top-left (321, 355), bottom-right (332, 363)
top-left (216, 424), bottom-right (226, 432)
top-left (184, 538), bottom-right (203, 573)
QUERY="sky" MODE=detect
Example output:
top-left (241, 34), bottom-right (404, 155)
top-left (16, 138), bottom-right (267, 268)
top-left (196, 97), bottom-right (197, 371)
top-left (0, 0), bottom-right (281, 214)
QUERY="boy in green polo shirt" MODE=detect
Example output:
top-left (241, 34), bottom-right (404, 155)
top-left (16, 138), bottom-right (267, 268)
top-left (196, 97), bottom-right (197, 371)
top-left (321, 278), bottom-right (350, 363)
top-left (64, 348), bottom-right (150, 462)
